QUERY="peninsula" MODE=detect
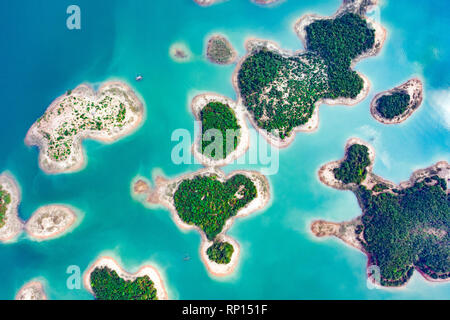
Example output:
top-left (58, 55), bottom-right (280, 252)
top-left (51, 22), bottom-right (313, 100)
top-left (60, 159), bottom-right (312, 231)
top-left (15, 281), bottom-right (47, 300)
top-left (25, 81), bottom-right (144, 174)
top-left (206, 34), bottom-right (237, 65)
top-left (84, 256), bottom-right (168, 300)
top-left (25, 205), bottom-right (78, 241)
top-left (0, 173), bottom-right (22, 242)
top-left (370, 78), bottom-right (424, 124)
top-left (234, 0), bottom-right (386, 147)
top-left (313, 138), bottom-right (449, 287)
top-left (133, 167), bottom-right (270, 277)
top-left (191, 93), bottom-right (249, 167)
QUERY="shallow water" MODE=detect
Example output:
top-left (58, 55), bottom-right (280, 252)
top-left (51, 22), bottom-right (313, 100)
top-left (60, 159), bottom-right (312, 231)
top-left (0, 0), bottom-right (448, 299)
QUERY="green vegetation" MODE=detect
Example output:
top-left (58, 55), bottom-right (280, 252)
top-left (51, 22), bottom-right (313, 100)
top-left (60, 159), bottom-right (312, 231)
top-left (333, 144), bottom-right (370, 184)
top-left (372, 183), bottom-right (389, 192)
top-left (238, 49), bottom-right (328, 138)
top-left (174, 174), bottom-right (257, 241)
top-left (200, 102), bottom-right (241, 159)
top-left (0, 186), bottom-right (11, 228)
top-left (207, 35), bottom-right (235, 64)
top-left (375, 90), bottom-right (410, 119)
top-left (36, 87), bottom-right (135, 162)
top-left (90, 266), bottom-right (158, 300)
top-left (328, 144), bottom-right (449, 286)
top-left (306, 13), bottom-right (375, 98)
top-left (356, 176), bottom-right (449, 286)
top-left (207, 241), bottom-right (235, 264)
top-left (237, 13), bottom-right (375, 140)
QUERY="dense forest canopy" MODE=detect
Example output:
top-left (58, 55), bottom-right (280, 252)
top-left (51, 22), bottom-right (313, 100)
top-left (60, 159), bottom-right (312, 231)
top-left (207, 241), bottom-right (235, 264)
top-left (200, 102), bottom-right (241, 160)
top-left (237, 12), bottom-right (375, 140)
top-left (90, 266), bottom-right (158, 300)
top-left (306, 13), bottom-right (375, 98)
top-left (357, 176), bottom-right (449, 286)
top-left (333, 144), bottom-right (371, 184)
top-left (238, 49), bottom-right (328, 139)
top-left (375, 90), bottom-right (410, 119)
top-left (0, 186), bottom-right (11, 228)
top-left (174, 174), bottom-right (257, 240)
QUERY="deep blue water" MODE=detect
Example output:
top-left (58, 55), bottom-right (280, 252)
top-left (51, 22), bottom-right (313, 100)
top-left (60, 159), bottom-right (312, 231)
top-left (0, 0), bottom-right (448, 299)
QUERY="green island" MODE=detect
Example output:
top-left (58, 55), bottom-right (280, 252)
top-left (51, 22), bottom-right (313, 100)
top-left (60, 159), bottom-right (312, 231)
top-left (375, 90), bottom-right (410, 119)
top-left (206, 241), bottom-right (235, 264)
top-left (237, 12), bottom-right (375, 140)
top-left (173, 174), bottom-right (257, 241)
top-left (333, 144), bottom-right (371, 184)
top-left (305, 13), bottom-right (375, 99)
top-left (356, 176), bottom-right (449, 286)
top-left (316, 142), bottom-right (449, 287)
top-left (0, 186), bottom-right (11, 228)
top-left (206, 35), bottom-right (236, 64)
top-left (90, 266), bottom-right (158, 300)
top-left (200, 101), bottom-right (241, 159)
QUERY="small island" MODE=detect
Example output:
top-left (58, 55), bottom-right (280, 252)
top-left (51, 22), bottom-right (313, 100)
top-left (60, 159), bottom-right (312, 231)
top-left (25, 205), bottom-right (78, 241)
top-left (133, 167), bottom-right (270, 277)
top-left (0, 173), bottom-right (23, 242)
top-left (234, 0), bottom-right (386, 147)
top-left (191, 93), bottom-right (249, 167)
top-left (25, 81), bottom-right (144, 174)
top-left (84, 256), bottom-right (168, 300)
top-left (370, 78), bottom-right (423, 124)
top-left (15, 281), bottom-right (47, 300)
top-left (169, 42), bottom-right (192, 62)
top-left (314, 138), bottom-right (449, 287)
top-left (206, 34), bottom-right (237, 65)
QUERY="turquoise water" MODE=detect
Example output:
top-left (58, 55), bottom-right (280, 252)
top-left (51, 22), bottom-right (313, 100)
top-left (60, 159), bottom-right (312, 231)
top-left (0, 0), bottom-right (449, 299)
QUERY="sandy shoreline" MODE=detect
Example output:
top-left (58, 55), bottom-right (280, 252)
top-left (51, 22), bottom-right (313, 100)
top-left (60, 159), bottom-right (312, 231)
top-left (15, 281), bottom-right (47, 300)
top-left (313, 138), bottom-right (449, 287)
top-left (132, 167), bottom-right (270, 277)
top-left (190, 93), bottom-right (250, 167)
top-left (370, 78), bottom-right (424, 124)
top-left (25, 80), bottom-right (145, 174)
top-left (0, 173), bottom-right (23, 243)
top-left (229, 0), bottom-right (386, 149)
top-left (25, 205), bottom-right (78, 241)
top-left (83, 256), bottom-right (168, 300)
top-left (317, 137), bottom-right (377, 192)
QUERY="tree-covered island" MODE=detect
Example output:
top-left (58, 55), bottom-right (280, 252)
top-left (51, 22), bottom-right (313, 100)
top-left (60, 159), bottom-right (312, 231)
top-left (370, 78), bottom-right (423, 124)
top-left (90, 267), bottom-right (157, 300)
top-left (207, 241), bottom-right (235, 264)
top-left (173, 174), bottom-right (257, 240)
top-left (314, 139), bottom-right (449, 287)
top-left (85, 257), bottom-right (167, 300)
top-left (206, 34), bottom-right (237, 65)
top-left (191, 94), bottom-right (249, 167)
top-left (235, 0), bottom-right (385, 146)
top-left (200, 101), bottom-right (241, 160)
top-left (133, 168), bottom-right (270, 276)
